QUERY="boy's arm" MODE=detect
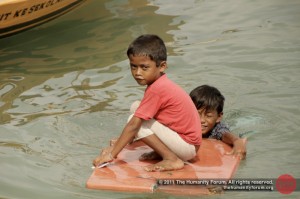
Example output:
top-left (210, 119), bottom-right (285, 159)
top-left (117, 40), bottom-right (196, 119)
top-left (93, 116), bottom-right (142, 166)
top-left (111, 116), bottom-right (142, 157)
top-left (222, 132), bottom-right (247, 160)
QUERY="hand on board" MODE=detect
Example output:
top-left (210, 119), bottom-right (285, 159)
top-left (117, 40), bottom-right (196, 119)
top-left (93, 146), bottom-right (114, 167)
top-left (226, 138), bottom-right (247, 160)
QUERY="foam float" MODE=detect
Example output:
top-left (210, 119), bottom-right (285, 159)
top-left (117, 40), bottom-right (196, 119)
top-left (86, 139), bottom-right (246, 195)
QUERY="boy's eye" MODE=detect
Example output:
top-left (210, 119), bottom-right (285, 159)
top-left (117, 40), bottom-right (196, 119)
top-left (206, 114), bottom-right (213, 118)
top-left (142, 65), bottom-right (149, 70)
top-left (130, 65), bottom-right (137, 69)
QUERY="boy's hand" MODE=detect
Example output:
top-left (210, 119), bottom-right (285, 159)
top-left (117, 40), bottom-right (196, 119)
top-left (226, 138), bottom-right (246, 160)
top-left (93, 146), bottom-right (114, 167)
top-left (110, 138), bottom-right (118, 146)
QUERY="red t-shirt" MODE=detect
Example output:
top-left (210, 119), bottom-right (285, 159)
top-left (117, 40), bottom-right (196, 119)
top-left (134, 74), bottom-right (202, 145)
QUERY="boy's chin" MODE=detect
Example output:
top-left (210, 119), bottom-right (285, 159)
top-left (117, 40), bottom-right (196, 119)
top-left (201, 126), bottom-right (212, 136)
top-left (135, 80), bottom-right (147, 86)
top-left (201, 131), bottom-right (210, 137)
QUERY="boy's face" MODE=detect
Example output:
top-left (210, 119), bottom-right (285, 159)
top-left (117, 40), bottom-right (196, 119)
top-left (129, 55), bottom-right (166, 86)
top-left (197, 108), bottom-right (223, 135)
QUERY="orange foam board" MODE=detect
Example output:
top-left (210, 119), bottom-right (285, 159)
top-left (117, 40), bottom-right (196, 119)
top-left (86, 139), bottom-right (245, 195)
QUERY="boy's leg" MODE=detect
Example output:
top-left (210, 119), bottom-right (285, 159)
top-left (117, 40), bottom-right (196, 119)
top-left (128, 121), bottom-right (196, 161)
top-left (147, 120), bottom-right (196, 161)
top-left (130, 100), bottom-right (196, 160)
top-left (128, 100), bottom-right (196, 171)
top-left (130, 100), bottom-right (141, 113)
top-left (134, 118), bottom-right (196, 161)
top-left (133, 118), bottom-right (196, 172)
top-left (141, 134), bottom-right (184, 171)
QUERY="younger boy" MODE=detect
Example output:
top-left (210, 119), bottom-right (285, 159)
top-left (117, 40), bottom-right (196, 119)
top-left (93, 34), bottom-right (202, 171)
top-left (189, 85), bottom-right (246, 159)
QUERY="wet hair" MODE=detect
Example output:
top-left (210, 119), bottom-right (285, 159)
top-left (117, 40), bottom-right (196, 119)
top-left (126, 34), bottom-right (167, 66)
top-left (189, 85), bottom-right (225, 114)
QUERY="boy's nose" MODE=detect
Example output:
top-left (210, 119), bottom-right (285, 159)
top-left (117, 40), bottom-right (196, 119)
top-left (135, 68), bottom-right (142, 75)
top-left (200, 116), bottom-right (206, 124)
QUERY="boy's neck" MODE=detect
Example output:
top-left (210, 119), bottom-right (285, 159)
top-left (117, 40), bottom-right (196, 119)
top-left (146, 73), bottom-right (166, 86)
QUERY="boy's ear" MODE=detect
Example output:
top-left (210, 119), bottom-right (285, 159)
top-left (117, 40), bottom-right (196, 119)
top-left (216, 112), bottom-right (223, 123)
top-left (159, 61), bottom-right (167, 72)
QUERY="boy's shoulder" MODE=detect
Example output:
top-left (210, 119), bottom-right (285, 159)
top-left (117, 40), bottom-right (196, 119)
top-left (150, 74), bottom-right (170, 87)
top-left (214, 122), bottom-right (230, 130)
top-left (148, 74), bottom-right (184, 93)
top-left (209, 122), bottom-right (230, 140)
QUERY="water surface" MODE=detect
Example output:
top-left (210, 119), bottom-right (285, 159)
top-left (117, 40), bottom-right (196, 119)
top-left (0, 0), bottom-right (300, 198)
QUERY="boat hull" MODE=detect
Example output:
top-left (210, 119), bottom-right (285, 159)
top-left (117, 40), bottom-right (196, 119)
top-left (0, 0), bottom-right (86, 38)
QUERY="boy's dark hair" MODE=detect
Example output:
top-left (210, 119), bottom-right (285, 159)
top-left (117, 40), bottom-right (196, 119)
top-left (127, 34), bottom-right (167, 66)
top-left (189, 85), bottom-right (225, 114)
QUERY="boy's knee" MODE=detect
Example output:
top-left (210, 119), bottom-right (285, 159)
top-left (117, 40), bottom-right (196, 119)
top-left (136, 128), bottom-right (153, 140)
top-left (135, 120), bottom-right (154, 140)
top-left (130, 100), bottom-right (141, 113)
top-left (127, 114), bottom-right (134, 122)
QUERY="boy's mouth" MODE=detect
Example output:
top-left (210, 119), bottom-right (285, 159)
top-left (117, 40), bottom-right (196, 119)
top-left (201, 125), bottom-right (208, 132)
top-left (135, 78), bottom-right (146, 85)
top-left (135, 77), bottom-right (144, 80)
top-left (201, 124), bottom-right (207, 128)
top-left (134, 75), bottom-right (144, 80)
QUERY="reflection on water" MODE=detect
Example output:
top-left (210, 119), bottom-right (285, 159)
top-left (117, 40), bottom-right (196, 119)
top-left (4, 64), bottom-right (126, 125)
top-left (0, 141), bottom-right (36, 155)
top-left (0, 0), bottom-right (300, 199)
top-left (0, 0), bottom-right (176, 125)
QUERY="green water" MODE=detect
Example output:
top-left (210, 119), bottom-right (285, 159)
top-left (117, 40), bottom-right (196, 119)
top-left (0, 0), bottom-right (300, 198)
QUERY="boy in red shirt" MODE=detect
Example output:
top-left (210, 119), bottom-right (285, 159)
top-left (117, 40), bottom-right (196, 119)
top-left (93, 34), bottom-right (201, 171)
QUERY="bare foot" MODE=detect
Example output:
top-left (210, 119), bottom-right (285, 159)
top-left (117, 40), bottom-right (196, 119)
top-left (188, 156), bottom-right (199, 163)
top-left (139, 151), bottom-right (162, 161)
top-left (143, 158), bottom-right (184, 172)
